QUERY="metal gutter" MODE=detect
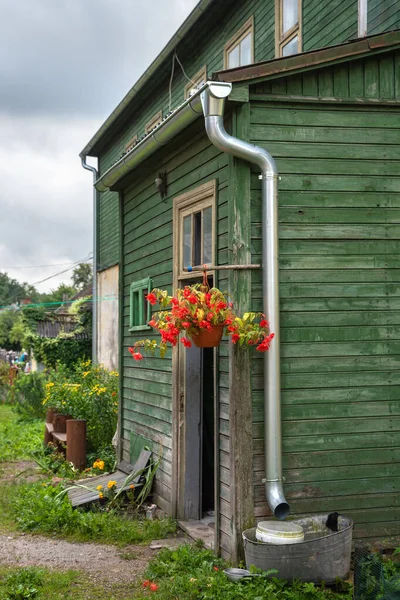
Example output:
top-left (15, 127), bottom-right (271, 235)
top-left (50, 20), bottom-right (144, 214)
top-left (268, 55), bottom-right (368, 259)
top-left (94, 83), bottom-right (206, 192)
top-left (80, 0), bottom-right (216, 158)
top-left (201, 82), bottom-right (290, 520)
top-left (80, 157), bottom-right (98, 363)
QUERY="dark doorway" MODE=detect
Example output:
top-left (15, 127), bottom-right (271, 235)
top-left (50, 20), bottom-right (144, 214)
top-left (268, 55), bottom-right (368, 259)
top-left (182, 343), bottom-right (215, 521)
top-left (201, 347), bottom-right (215, 514)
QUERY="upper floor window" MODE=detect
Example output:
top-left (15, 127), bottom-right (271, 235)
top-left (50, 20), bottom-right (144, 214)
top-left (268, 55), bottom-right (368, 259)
top-left (129, 277), bottom-right (152, 331)
top-left (276, 0), bottom-right (302, 57)
top-left (173, 181), bottom-right (216, 281)
top-left (184, 65), bottom-right (207, 99)
top-left (125, 134), bottom-right (138, 153)
top-left (224, 17), bottom-right (254, 69)
top-left (145, 110), bottom-right (163, 135)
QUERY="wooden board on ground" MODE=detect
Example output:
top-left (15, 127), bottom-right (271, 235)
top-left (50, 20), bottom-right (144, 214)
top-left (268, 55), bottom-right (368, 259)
top-left (67, 449), bottom-right (152, 507)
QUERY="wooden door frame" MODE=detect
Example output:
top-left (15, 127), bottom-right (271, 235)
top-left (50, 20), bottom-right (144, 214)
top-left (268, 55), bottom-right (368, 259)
top-left (171, 180), bottom-right (217, 526)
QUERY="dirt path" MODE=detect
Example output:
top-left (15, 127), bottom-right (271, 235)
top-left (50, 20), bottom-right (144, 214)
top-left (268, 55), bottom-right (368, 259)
top-left (0, 533), bottom-right (155, 583)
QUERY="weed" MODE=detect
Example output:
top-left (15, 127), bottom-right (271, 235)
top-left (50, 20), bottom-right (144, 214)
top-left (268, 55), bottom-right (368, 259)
top-left (11, 481), bottom-right (176, 545)
top-left (135, 544), bottom-right (354, 600)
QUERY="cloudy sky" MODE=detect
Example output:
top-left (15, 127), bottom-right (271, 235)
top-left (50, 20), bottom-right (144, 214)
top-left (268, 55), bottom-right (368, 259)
top-left (0, 0), bottom-right (198, 294)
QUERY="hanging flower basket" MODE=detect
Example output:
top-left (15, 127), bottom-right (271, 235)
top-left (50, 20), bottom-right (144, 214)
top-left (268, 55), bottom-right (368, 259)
top-left (128, 270), bottom-right (274, 361)
top-left (190, 324), bottom-right (224, 348)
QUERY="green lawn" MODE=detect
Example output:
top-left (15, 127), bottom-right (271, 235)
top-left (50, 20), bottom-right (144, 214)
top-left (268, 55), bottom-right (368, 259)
top-left (0, 405), bottom-right (43, 461)
top-left (0, 566), bottom-right (137, 600)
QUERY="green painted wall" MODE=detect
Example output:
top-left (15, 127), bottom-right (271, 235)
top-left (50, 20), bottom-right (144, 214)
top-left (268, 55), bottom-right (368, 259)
top-left (120, 120), bottom-right (230, 543)
top-left (249, 50), bottom-right (400, 543)
top-left (95, 0), bottom-right (400, 272)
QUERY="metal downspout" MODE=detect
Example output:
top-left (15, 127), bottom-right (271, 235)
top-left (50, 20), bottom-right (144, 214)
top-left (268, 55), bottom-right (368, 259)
top-left (201, 82), bottom-right (290, 520)
top-left (358, 0), bottom-right (368, 37)
top-left (81, 157), bottom-right (98, 364)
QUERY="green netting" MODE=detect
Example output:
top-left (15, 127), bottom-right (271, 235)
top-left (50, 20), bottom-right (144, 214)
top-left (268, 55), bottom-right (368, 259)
top-left (354, 546), bottom-right (400, 600)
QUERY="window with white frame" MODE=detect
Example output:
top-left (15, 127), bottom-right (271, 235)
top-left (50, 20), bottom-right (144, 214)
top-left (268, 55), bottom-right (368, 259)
top-left (145, 110), bottom-right (163, 134)
top-left (276, 0), bottom-right (302, 57)
top-left (184, 65), bottom-right (207, 98)
top-left (224, 17), bottom-right (254, 69)
top-left (173, 181), bottom-right (216, 281)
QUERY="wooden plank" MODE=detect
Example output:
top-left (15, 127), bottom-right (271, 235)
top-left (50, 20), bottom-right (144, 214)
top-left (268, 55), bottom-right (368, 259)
top-left (227, 102), bottom-right (254, 565)
top-left (68, 450), bottom-right (151, 507)
top-left (52, 432), bottom-right (67, 443)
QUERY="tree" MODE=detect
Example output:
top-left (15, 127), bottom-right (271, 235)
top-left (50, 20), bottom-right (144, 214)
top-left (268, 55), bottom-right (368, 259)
top-left (0, 310), bottom-right (24, 350)
top-left (40, 283), bottom-right (77, 310)
top-left (72, 263), bottom-right (93, 290)
top-left (0, 272), bottom-right (39, 307)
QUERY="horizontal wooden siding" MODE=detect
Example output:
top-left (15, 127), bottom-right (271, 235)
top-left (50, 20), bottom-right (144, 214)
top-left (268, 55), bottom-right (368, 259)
top-left (249, 96), bottom-right (400, 543)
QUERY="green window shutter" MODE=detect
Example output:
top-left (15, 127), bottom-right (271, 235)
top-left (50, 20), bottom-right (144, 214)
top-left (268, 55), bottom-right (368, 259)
top-left (129, 277), bottom-right (152, 331)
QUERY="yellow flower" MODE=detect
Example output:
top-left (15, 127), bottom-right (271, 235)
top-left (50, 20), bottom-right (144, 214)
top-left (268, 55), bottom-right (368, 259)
top-left (93, 460), bottom-right (104, 470)
top-left (107, 480), bottom-right (117, 489)
top-left (129, 484), bottom-right (135, 489)
top-left (190, 578), bottom-right (197, 583)
top-left (96, 485), bottom-right (103, 491)
top-left (46, 382), bottom-right (54, 388)
top-left (99, 492), bottom-right (104, 499)
top-left (83, 371), bottom-right (90, 377)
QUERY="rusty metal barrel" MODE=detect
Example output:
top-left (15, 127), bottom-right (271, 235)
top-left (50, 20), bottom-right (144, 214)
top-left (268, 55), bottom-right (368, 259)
top-left (66, 419), bottom-right (87, 470)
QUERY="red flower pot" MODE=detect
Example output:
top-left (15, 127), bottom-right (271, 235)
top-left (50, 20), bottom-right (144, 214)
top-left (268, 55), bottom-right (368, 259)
top-left (190, 325), bottom-right (224, 348)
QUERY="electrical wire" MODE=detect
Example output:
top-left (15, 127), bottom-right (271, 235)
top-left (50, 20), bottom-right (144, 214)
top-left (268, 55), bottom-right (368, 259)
top-left (1, 260), bottom-right (91, 270)
top-left (30, 255), bottom-right (93, 286)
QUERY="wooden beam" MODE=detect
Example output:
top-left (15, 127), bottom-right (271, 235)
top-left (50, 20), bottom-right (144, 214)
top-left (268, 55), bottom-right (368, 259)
top-left (227, 102), bottom-right (254, 565)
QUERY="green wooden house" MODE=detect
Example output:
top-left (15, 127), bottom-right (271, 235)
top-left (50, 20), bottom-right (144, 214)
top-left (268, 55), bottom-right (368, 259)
top-left (80, 0), bottom-right (400, 561)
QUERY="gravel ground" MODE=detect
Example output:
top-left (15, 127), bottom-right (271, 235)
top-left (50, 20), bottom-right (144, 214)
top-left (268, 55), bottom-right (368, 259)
top-left (0, 533), bottom-right (154, 582)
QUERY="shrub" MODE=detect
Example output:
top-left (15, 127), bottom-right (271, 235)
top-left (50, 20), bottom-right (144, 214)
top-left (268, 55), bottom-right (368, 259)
top-left (43, 360), bottom-right (118, 453)
top-left (10, 371), bottom-right (47, 420)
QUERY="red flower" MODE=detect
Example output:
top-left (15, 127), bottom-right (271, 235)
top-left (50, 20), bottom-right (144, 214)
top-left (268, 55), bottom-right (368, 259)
top-left (171, 297), bottom-right (179, 307)
top-left (145, 293), bottom-right (157, 306)
top-left (256, 332), bottom-right (275, 352)
top-left (183, 288), bottom-right (191, 298)
top-left (148, 319), bottom-right (157, 328)
top-left (224, 318), bottom-right (233, 326)
top-left (181, 337), bottom-right (192, 348)
top-left (227, 325), bottom-right (237, 333)
top-left (199, 320), bottom-right (212, 330)
top-left (188, 295), bottom-right (198, 305)
top-left (133, 352), bottom-right (143, 361)
top-left (150, 583), bottom-right (159, 591)
top-left (206, 312), bottom-right (214, 321)
top-left (231, 333), bottom-right (240, 344)
top-left (216, 301), bottom-right (227, 311)
top-left (182, 321), bottom-right (191, 329)
top-left (213, 566), bottom-right (219, 572)
top-left (259, 319), bottom-right (268, 328)
top-left (143, 580), bottom-right (150, 588)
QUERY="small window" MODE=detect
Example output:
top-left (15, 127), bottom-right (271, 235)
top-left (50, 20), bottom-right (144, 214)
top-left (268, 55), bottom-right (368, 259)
top-left (145, 110), bottom-right (163, 135)
top-left (276, 0), bottom-right (302, 57)
top-left (184, 65), bottom-right (207, 99)
top-left (125, 134), bottom-right (138, 153)
top-left (224, 17), bottom-right (254, 69)
top-left (173, 181), bottom-right (216, 280)
top-left (129, 278), bottom-right (152, 331)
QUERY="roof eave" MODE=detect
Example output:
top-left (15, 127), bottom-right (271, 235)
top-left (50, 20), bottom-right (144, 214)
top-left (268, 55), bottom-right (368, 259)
top-left (80, 0), bottom-right (216, 158)
top-left (214, 30), bottom-right (400, 85)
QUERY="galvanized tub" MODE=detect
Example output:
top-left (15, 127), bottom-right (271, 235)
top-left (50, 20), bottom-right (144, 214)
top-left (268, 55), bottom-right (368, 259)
top-left (243, 514), bottom-right (353, 583)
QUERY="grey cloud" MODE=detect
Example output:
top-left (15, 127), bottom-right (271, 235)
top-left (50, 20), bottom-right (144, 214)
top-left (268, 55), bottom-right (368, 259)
top-left (0, 0), bottom-right (198, 117)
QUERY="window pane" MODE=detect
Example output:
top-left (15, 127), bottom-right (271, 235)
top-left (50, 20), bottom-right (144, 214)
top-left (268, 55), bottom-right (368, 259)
top-left (282, 0), bottom-right (298, 35)
top-left (183, 215), bottom-right (192, 269)
top-left (194, 211), bottom-right (202, 266)
top-left (227, 45), bottom-right (240, 69)
top-left (240, 32), bottom-right (252, 66)
top-left (282, 35), bottom-right (298, 57)
top-left (203, 207), bottom-right (212, 265)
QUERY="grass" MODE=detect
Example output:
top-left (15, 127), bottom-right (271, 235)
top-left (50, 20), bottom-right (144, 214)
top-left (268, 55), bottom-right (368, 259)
top-left (0, 404), bottom-right (176, 545)
top-left (0, 566), bottom-right (137, 600)
top-left (0, 405), bottom-right (43, 461)
top-left (131, 543), bottom-right (354, 599)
